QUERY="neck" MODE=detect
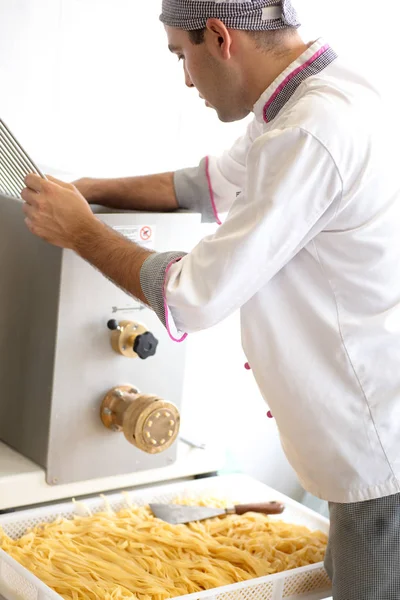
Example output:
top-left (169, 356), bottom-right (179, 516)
top-left (241, 35), bottom-right (312, 111)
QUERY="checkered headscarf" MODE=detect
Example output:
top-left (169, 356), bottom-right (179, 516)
top-left (160, 0), bottom-right (300, 31)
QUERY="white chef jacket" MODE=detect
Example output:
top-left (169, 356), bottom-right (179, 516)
top-left (141, 38), bottom-right (400, 503)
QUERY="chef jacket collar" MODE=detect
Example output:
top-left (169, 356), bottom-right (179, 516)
top-left (253, 38), bottom-right (338, 124)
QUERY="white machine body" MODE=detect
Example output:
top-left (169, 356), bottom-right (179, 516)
top-left (0, 193), bottom-right (202, 486)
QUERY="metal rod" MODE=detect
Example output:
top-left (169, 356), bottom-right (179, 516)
top-left (0, 156), bottom-right (23, 196)
top-left (0, 170), bottom-right (18, 197)
top-left (0, 143), bottom-right (28, 190)
top-left (0, 146), bottom-right (26, 193)
top-left (0, 121), bottom-right (39, 177)
top-left (0, 131), bottom-right (33, 182)
top-left (0, 120), bottom-right (45, 178)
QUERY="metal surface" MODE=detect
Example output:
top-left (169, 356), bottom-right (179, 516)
top-left (109, 320), bottom-right (149, 358)
top-left (150, 503), bottom-right (227, 524)
top-left (0, 119), bottom-right (44, 198)
top-left (150, 501), bottom-right (286, 524)
top-left (0, 192), bottom-right (201, 485)
top-left (0, 439), bottom-right (225, 511)
top-left (100, 386), bottom-right (180, 452)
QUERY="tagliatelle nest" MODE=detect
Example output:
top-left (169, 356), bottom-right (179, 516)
top-left (0, 495), bottom-right (327, 600)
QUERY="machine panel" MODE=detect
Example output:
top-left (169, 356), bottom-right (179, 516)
top-left (0, 194), bottom-right (201, 485)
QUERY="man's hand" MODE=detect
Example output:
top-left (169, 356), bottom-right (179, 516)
top-left (21, 172), bottom-right (151, 305)
top-left (21, 174), bottom-right (96, 250)
top-left (71, 177), bottom-right (98, 204)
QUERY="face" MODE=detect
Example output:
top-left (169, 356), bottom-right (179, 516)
top-left (166, 23), bottom-right (251, 123)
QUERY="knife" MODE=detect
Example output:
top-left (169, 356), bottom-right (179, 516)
top-left (149, 501), bottom-right (285, 524)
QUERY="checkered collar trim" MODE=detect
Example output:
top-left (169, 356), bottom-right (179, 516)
top-left (253, 38), bottom-right (338, 124)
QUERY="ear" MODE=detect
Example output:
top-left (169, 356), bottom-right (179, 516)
top-left (205, 18), bottom-right (233, 60)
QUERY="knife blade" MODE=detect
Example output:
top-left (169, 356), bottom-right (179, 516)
top-left (149, 501), bottom-right (285, 524)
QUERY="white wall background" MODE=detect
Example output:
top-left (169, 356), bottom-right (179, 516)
top-left (0, 0), bottom-right (399, 501)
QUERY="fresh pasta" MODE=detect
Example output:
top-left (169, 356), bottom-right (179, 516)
top-left (0, 495), bottom-right (327, 600)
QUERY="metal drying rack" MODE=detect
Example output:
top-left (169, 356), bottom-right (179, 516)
top-left (0, 119), bottom-right (44, 198)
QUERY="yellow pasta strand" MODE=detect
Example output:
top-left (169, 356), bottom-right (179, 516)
top-left (0, 496), bottom-right (327, 600)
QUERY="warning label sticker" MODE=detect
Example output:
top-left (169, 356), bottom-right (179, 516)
top-left (113, 225), bottom-right (156, 250)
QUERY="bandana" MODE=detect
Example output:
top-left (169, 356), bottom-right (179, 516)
top-left (160, 0), bottom-right (300, 31)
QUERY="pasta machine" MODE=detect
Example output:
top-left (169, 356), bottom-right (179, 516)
top-left (0, 191), bottom-right (204, 487)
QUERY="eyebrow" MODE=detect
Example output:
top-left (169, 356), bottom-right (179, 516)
top-left (168, 44), bottom-right (181, 53)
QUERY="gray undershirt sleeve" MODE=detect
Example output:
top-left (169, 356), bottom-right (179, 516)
top-left (140, 251), bottom-right (187, 328)
top-left (174, 157), bottom-right (216, 224)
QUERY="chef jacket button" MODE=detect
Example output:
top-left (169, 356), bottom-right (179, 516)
top-left (267, 411), bottom-right (274, 419)
top-left (244, 362), bottom-right (251, 370)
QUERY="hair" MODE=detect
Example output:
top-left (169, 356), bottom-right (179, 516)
top-left (188, 27), bottom-right (296, 54)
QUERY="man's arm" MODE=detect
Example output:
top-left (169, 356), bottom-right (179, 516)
top-left (21, 175), bottom-right (153, 304)
top-left (74, 116), bottom-right (261, 223)
top-left (73, 172), bottom-right (178, 212)
top-left (140, 128), bottom-right (344, 339)
top-left (22, 127), bottom-right (343, 343)
top-left (74, 218), bottom-right (152, 305)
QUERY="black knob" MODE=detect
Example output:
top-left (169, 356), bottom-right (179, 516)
top-left (107, 319), bottom-right (119, 331)
top-left (133, 332), bottom-right (159, 360)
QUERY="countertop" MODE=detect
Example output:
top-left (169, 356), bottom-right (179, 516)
top-left (0, 440), bottom-right (225, 511)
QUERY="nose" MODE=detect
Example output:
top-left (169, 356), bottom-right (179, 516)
top-left (183, 62), bottom-right (194, 88)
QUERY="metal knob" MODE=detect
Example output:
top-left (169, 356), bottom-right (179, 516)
top-left (107, 319), bottom-right (119, 331)
top-left (133, 332), bottom-right (158, 359)
top-left (108, 320), bottom-right (158, 359)
top-left (100, 386), bottom-right (180, 454)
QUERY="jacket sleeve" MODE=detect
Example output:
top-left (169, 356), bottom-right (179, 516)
top-left (141, 127), bottom-right (343, 341)
top-left (174, 116), bottom-right (261, 225)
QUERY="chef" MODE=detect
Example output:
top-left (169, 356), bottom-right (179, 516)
top-left (21, 1), bottom-right (400, 598)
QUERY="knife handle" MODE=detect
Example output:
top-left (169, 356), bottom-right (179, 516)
top-left (232, 502), bottom-right (285, 516)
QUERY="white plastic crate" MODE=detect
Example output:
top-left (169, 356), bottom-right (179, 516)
top-left (0, 474), bottom-right (332, 600)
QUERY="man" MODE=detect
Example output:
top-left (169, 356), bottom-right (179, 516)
top-left (21, 1), bottom-right (400, 598)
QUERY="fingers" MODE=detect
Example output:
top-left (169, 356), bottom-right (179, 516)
top-left (24, 173), bottom-right (43, 192)
top-left (24, 217), bottom-right (34, 231)
top-left (22, 202), bottom-right (34, 219)
top-left (21, 186), bottom-right (40, 207)
top-left (23, 204), bottom-right (47, 240)
top-left (22, 202), bottom-right (39, 237)
top-left (24, 173), bottom-right (72, 194)
top-left (24, 216), bottom-right (42, 240)
top-left (22, 173), bottom-right (72, 207)
top-left (46, 174), bottom-right (73, 189)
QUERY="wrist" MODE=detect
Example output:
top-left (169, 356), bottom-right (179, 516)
top-left (78, 177), bottom-right (102, 205)
top-left (71, 214), bottom-right (104, 255)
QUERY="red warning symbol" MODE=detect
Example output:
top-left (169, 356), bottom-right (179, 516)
top-left (140, 226), bottom-right (152, 241)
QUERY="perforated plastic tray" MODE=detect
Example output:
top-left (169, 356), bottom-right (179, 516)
top-left (0, 474), bottom-right (331, 600)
